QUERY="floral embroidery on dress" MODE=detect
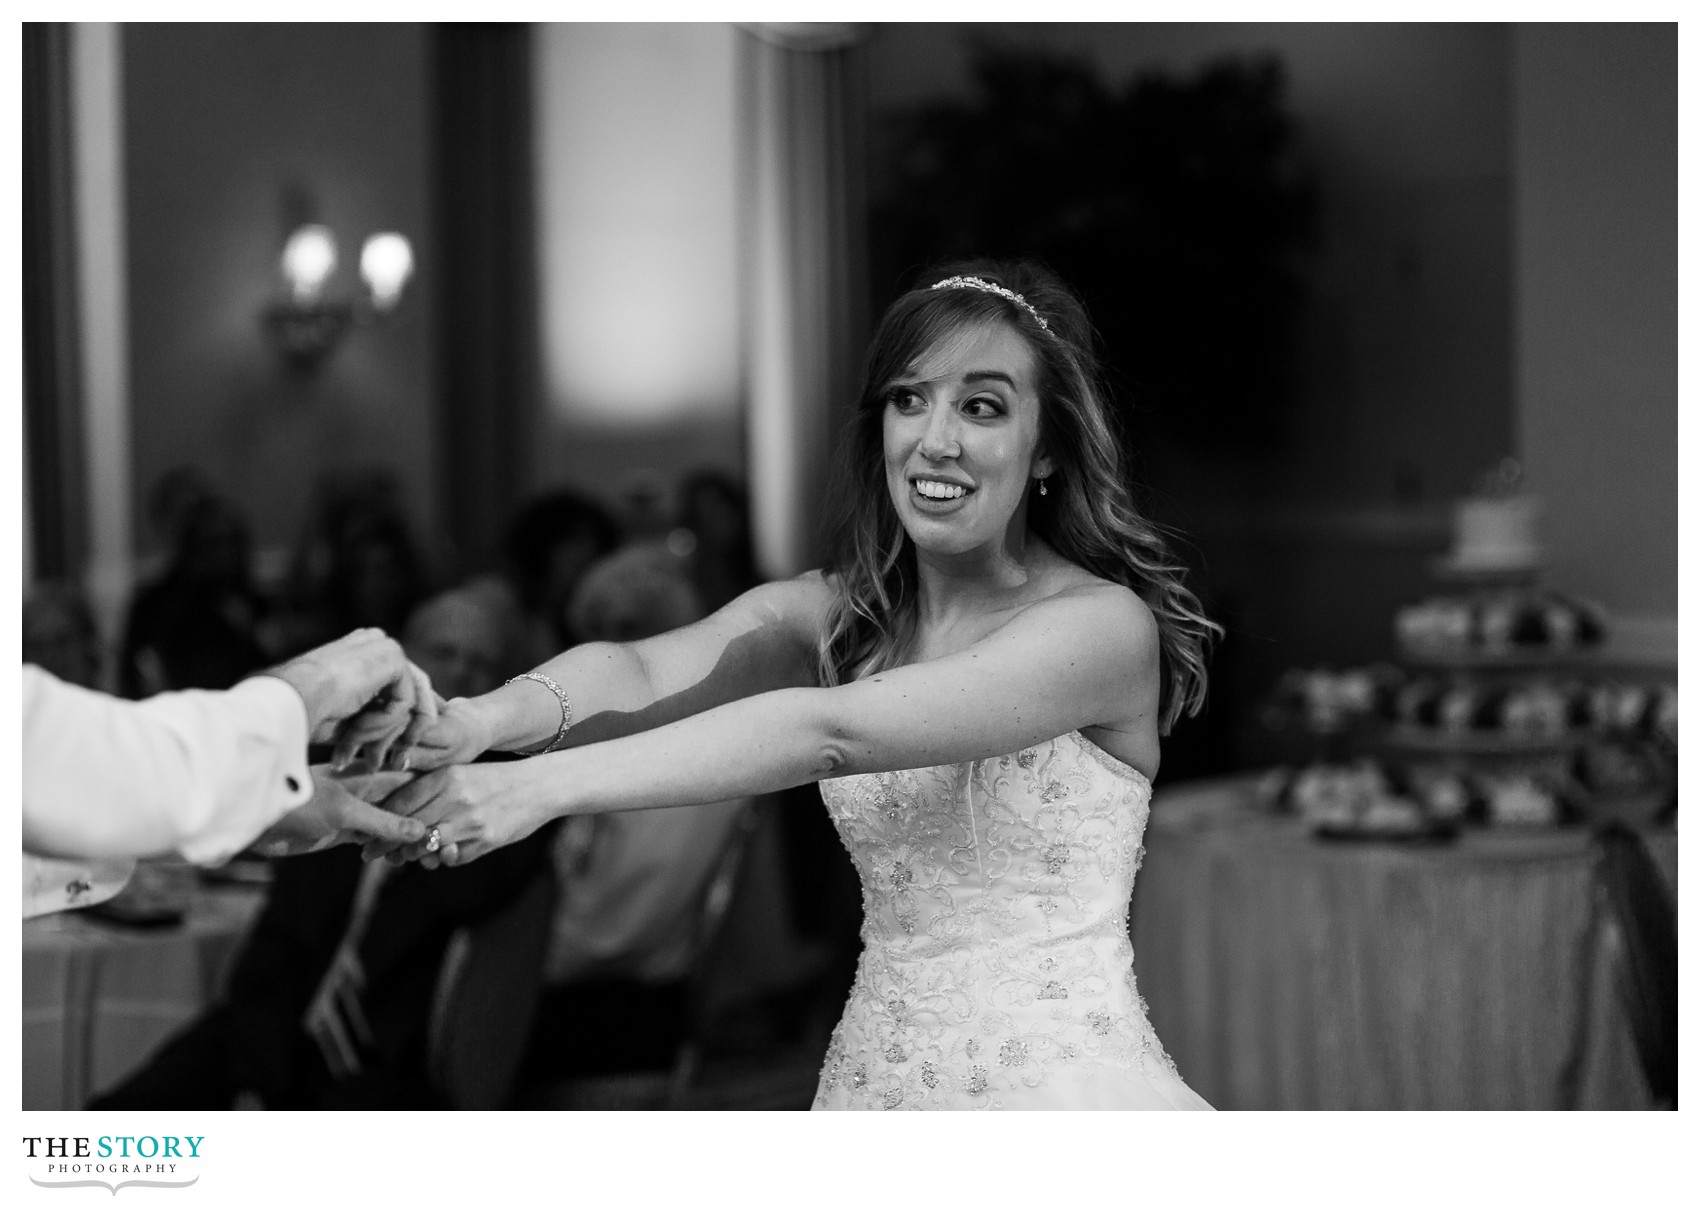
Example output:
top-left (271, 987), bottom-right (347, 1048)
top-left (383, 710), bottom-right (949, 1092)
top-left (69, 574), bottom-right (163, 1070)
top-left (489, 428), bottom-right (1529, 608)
top-left (812, 731), bottom-right (1193, 1110)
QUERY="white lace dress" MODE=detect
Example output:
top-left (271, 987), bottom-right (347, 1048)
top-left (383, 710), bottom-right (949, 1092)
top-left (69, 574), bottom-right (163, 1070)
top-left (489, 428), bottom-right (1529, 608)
top-left (812, 730), bottom-right (1212, 1110)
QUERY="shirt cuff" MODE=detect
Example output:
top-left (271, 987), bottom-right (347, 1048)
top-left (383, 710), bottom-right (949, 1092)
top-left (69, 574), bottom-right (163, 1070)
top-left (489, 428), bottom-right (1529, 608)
top-left (23, 853), bottom-right (135, 918)
top-left (232, 674), bottom-right (314, 804)
top-left (174, 676), bottom-right (315, 867)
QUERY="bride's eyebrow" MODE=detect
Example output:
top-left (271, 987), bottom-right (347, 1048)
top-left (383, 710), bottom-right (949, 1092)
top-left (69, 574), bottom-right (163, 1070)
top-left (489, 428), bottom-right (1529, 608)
top-left (889, 369), bottom-right (1019, 391)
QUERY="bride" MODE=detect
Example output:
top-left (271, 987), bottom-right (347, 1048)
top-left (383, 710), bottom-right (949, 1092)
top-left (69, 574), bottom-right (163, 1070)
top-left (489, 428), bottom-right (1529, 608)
top-left (374, 261), bottom-right (1220, 1110)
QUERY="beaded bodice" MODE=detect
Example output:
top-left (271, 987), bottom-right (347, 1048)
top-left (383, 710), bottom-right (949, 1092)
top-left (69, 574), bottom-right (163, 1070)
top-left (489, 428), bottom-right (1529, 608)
top-left (813, 730), bottom-right (1196, 1110)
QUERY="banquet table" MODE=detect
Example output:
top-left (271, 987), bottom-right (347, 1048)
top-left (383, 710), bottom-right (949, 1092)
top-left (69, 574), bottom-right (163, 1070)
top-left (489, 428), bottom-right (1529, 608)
top-left (23, 883), bottom-right (267, 1110)
top-left (1131, 775), bottom-right (1676, 1110)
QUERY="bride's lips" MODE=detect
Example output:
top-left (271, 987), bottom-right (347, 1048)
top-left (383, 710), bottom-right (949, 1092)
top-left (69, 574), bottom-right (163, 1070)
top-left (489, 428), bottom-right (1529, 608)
top-left (907, 475), bottom-right (974, 512)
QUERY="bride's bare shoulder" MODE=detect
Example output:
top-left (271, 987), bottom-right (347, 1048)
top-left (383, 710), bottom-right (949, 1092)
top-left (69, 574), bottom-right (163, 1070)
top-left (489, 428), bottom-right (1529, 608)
top-left (1025, 566), bottom-right (1159, 659)
top-left (730, 571), bottom-right (835, 634)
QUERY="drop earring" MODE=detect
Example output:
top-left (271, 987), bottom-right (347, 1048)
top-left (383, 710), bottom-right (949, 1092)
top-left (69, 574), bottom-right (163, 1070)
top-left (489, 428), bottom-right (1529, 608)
top-left (1038, 478), bottom-right (1048, 497)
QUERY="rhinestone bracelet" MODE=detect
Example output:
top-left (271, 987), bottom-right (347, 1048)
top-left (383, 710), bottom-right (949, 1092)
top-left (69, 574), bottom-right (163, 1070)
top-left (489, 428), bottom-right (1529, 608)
top-left (505, 672), bottom-right (574, 754)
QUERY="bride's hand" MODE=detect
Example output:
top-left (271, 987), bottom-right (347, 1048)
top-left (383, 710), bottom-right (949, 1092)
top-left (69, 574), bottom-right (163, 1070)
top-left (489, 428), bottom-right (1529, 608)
top-left (372, 762), bottom-right (548, 868)
top-left (384, 696), bottom-right (495, 774)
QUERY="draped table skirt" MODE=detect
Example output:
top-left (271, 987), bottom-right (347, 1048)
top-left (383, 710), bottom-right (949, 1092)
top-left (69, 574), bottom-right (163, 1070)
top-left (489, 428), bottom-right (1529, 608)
top-left (1130, 776), bottom-right (1676, 1110)
top-left (23, 885), bottom-right (266, 1110)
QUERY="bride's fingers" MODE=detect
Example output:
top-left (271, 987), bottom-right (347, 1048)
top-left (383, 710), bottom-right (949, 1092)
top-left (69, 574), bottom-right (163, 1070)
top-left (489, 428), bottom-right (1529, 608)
top-left (367, 728), bottom-right (405, 774)
top-left (383, 665), bottom-right (437, 771)
top-left (338, 706), bottom-right (409, 750)
top-left (354, 712), bottom-right (419, 772)
top-left (386, 709), bottom-right (440, 772)
top-left (379, 767), bottom-right (450, 820)
top-left (408, 663), bottom-right (438, 722)
top-left (332, 711), bottom-right (406, 771)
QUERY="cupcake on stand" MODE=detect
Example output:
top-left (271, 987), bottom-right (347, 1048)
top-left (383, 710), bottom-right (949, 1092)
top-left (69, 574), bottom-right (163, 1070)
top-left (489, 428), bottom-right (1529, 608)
top-left (1386, 460), bottom-right (1670, 828)
top-left (1262, 460), bottom-right (1674, 835)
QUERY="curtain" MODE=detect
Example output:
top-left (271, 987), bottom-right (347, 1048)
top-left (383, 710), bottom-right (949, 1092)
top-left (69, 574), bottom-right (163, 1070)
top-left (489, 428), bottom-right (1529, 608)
top-left (738, 24), bottom-right (870, 578)
top-left (431, 23), bottom-right (539, 576)
top-left (22, 22), bottom-right (88, 582)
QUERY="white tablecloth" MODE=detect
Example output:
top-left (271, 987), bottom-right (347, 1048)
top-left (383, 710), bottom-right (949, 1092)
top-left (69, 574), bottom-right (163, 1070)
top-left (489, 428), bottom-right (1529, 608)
top-left (1131, 776), bottom-right (1675, 1110)
top-left (23, 885), bottom-right (266, 1110)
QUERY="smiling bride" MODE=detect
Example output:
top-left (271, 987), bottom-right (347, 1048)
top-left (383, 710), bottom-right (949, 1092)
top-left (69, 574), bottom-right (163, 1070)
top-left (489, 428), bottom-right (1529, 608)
top-left (368, 261), bottom-right (1222, 1110)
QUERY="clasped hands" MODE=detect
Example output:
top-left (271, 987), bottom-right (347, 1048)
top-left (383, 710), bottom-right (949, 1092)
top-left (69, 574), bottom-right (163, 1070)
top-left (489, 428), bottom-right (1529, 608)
top-left (252, 627), bottom-right (524, 867)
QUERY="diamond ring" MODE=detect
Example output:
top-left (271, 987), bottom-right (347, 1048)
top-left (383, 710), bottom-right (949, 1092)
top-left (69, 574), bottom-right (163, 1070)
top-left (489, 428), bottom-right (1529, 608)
top-left (425, 827), bottom-right (442, 854)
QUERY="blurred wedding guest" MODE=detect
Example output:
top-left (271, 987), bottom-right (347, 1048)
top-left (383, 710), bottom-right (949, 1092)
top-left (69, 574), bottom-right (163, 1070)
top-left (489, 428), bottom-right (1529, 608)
top-left (673, 471), bottom-right (858, 974)
top-left (325, 510), bottom-right (430, 638)
top-left (275, 468), bottom-right (430, 654)
top-left (401, 583), bottom-right (519, 701)
top-left (518, 545), bottom-right (748, 1085)
top-left (23, 629), bottom-right (433, 917)
top-left (500, 489), bottom-right (621, 665)
top-left (142, 464), bottom-right (219, 548)
top-left (85, 813), bottom-right (554, 1109)
top-left (23, 580), bottom-right (104, 689)
top-left (674, 468), bottom-right (760, 615)
top-left (120, 488), bottom-right (270, 697)
top-left (617, 468), bottom-right (674, 543)
top-left (87, 589), bottom-right (548, 1109)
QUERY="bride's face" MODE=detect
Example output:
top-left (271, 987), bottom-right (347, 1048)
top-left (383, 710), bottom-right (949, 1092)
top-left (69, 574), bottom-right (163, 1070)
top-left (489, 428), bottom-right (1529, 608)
top-left (881, 321), bottom-right (1054, 559)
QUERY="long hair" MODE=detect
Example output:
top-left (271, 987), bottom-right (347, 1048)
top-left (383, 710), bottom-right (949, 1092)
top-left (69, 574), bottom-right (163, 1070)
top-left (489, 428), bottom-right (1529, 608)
top-left (818, 259), bottom-right (1221, 734)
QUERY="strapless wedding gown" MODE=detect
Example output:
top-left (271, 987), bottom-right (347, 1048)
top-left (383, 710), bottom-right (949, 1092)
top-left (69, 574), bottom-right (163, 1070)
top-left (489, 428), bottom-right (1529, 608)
top-left (813, 730), bottom-right (1211, 1110)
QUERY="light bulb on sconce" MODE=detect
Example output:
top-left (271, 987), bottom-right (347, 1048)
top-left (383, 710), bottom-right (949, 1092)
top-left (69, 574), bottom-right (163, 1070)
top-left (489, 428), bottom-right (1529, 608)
top-left (264, 221), bottom-right (415, 373)
top-left (359, 233), bottom-right (414, 312)
top-left (281, 224), bottom-right (338, 302)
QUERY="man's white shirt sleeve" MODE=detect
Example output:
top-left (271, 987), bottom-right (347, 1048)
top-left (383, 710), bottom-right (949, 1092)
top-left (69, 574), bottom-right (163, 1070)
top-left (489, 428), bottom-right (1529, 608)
top-left (23, 665), bottom-right (315, 868)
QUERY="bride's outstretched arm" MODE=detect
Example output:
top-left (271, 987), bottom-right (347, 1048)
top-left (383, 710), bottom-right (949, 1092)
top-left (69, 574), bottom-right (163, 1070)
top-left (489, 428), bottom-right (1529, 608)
top-left (381, 582), bottom-right (1160, 864)
top-left (394, 574), bottom-right (829, 768)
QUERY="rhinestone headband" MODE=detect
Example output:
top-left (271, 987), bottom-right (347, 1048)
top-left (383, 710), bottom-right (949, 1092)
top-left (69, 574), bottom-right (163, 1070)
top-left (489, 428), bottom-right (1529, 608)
top-left (929, 275), bottom-right (1051, 334)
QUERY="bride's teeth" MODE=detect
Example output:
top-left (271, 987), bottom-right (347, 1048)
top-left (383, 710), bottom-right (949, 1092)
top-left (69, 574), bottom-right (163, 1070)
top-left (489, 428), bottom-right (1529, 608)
top-left (916, 480), bottom-right (965, 499)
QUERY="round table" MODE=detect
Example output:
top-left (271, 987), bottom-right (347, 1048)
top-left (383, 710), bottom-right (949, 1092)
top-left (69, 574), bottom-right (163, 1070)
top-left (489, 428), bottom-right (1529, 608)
top-left (1131, 775), bottom-right (1676, 1110)
top-left (23, 884), bottom-right (267, 1110)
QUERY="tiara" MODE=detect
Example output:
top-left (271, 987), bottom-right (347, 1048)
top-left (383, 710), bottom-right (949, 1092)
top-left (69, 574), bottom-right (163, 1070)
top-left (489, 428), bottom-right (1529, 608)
top-left (929, 275), bottom-right (1051, 334)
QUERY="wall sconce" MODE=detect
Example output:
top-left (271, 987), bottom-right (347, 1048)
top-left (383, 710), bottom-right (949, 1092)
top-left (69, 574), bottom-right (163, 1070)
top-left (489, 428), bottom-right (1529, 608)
top-left (263, 223), bottom-right (414, 372)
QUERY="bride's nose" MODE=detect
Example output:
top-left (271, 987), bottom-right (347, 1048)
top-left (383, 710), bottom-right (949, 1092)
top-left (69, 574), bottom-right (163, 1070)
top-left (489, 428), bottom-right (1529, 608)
top-left (917, 407), bottom-right (962, 461)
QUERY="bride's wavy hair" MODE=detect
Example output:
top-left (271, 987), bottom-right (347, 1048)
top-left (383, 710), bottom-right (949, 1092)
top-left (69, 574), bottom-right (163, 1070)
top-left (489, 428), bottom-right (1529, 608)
top-left (818, 259), bottom-right (1221, 734)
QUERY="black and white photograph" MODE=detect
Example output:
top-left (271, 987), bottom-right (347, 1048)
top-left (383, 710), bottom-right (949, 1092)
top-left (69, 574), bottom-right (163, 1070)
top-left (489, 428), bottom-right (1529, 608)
top-left (13, 12), bottom-right (1682, 1203)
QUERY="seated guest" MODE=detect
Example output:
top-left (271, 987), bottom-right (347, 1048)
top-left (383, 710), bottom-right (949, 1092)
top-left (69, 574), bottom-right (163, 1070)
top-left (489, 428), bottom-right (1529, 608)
top-left (520, 545), bottom-right (748, 1083)
top-left (273, 467), bottom-right (430, 655)
top-left (120, 486), bottom-right (270, 697)
top-left (24, 580), bottom-right (104, 689)
top-left (401, 583), bottom-right (516, 702)
top-left (500, 489), bottom-right (622, 666)
top-left (674, 468), bottom-right (760, 615)
top-left (323, 510), bottom-right (430, 641)
top-left (87, 586), bottom-right (550, 1109)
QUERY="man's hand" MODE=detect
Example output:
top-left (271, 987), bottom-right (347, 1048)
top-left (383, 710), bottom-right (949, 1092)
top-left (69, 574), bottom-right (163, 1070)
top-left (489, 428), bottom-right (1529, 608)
top-left (264, 628), bottom-right (439, 769)
top-left (250, 768), bottom-right (426, 858)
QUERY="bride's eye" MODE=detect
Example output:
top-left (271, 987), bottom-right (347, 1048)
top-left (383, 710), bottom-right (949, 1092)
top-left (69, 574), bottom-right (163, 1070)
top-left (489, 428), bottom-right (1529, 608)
top-left (962, 395), bottom-right (1003, 419)
top-left (885, 386), bottom-right (923, 411)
